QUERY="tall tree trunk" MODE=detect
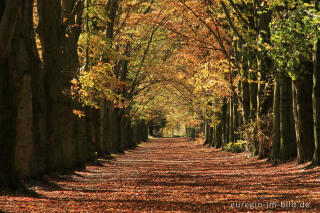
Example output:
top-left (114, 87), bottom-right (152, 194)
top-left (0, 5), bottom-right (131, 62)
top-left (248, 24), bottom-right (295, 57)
top-left (107, 104), bottom-right (115, 153)
top-left (98, 101), bottom-right (106, 155)
top-left (12, 0), bottom-right (44, 178)
top-left (312, 2), bottom-right (320, 165)
top-left (62, 0), bottom-right (85, 170)
top-left (0, 0), bottom-right (19, 61)
top-left (293, 70), bottom-right (314, 164)
top-left (237, 83), bottom-right (243, 140)
top-left (72, 114), bottom-right (87, 168)
top-left (83, 0), bottom-right (94, 161)
top-left (271, 76), bottom-right (280, 162)
top-left (85, 107), bottom-right (95, 160)
top-left (204, 120), bottom-right (210, 145)
top-left (113, 108), bottom-right (123, 153)
top-left (233, 97), bottom-right (239, 141)
top-left (221, 99), bottom-right (228, 146)
top-left (279, 74), bottom-right (296, 161)
top-left (91, 109), bottom-right (101, 155)
top-left (241, 48), bottom-right (251, 123)
top-left (38, 0), bottom-right (84, 171)
top-left (37, 0), bottom-right (67, 172)
top-left (0, 0), bottom-right (21, 190)
top-left (256, 10), bottom-right (272, 159)
top-left (206, 122), bottom-right (213, 146)
top-left (100, 0), bottom-right (119, 156)
top-left (229, 98), bottom-right (234, 143)
top-left (215, 124), bottom-right (222, 148)
top-left (210, 126), bottom-right (216, 147)
top-left (225, 100), bottom-right (230, 144)
top-left (0, 59), bottom-right (18, 189)
top-left (209, 126), bottom-right (214, 147)
top-left (249, 81), bottom-right (258, 120)
top-left (0, 61), bottom-right (22, 188)
top-left (242, 80), bottom-right (251, 123)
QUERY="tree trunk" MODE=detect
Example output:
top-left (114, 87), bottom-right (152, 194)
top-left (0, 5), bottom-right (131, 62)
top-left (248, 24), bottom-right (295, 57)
top-left (12, 0), bottom-right (43, 178)
top-left (0, 59), bottom-right (18, 189)
top-left (62, 0), bottom-right (85, 169)
top-left (85, 107), bottom-right (95, 160)
top-left (242, 80), bottom-right (251, 123)
top-left (113, 108), bottom-right (123, 153)
top-left (98, 101), bottom-right (106, 155)
top-left (221, 99), bottom-right (228, 146)
top-left (209, 126), bottom-right (214, 147)
top-left (0, 0), bottom-right (19, 61)
top-left (312, 22), bottom-right (320, 165)
top-left (206, 121), bottom-right (213, 146)
top-left (279, 74), bottom-right (296, 161)
top-left (229, 99), bottom-right (234, 143)
top-left (72, 114), bottom-right (87, 169)
top-left (225, 100), bottom-right (230, 144)
top-left (107, 105), bottom-right (115, 153)
top-left (210, 126), bottom-right (215, 147)
top-left (215, 124), bottom-right (222, 148)
top-left (204, 120), bottom-right (210, 145)
top-left (37, 0), bottom-right (67, 172)
top-left (38, 0), bottom-right (84, 171)
top-left (293, 72), bottom-right (314, 164)
top-left (0, 0), bottom-right (23, 190)
top-left (271, 76), bottom-right (280, 161)
top-left (249, 81), bottom-right (258, 120)
top-left (233, 97), bottom-right (239, 141)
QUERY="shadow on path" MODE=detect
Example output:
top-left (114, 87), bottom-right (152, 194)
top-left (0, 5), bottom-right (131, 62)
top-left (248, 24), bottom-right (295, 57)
top-left (1, 137), bottom-right (320, 212)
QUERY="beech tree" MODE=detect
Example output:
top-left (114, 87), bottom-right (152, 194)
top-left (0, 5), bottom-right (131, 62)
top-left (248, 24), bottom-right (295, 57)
top-left (0, 0), bottom-right (21, 190)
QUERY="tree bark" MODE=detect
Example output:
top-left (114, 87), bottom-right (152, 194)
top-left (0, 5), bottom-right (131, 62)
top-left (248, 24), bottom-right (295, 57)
top-left (37, 0), bottom-right (67, 172)
top-left (233, 96), bottom-right (239, 141)
top-left (241, 47), bottom-right (251, 123)
top-left (121, 118), bottom-right (130, 150)
top-left (279, 74), bottom-right (296, 161)
top-left (37, 0), bottom-right (84, 171)
top-left (85, 107), bottom-right (95, 160)
top-left (271, 76), bottom-right (280, 161)
top-left (229, 98), bottom-right (234, 143)
top-left (241, 79), bottom-right (251, 123)
top-left (91, 109), bottom-right (101, 155)
top-left (293, 71), bottom-right (314, 164)
top-left (249, 81), bottom-right (258, 120)
top-left (204, 120), bottom-right (210, 145)
top-left (215, 124), bottom-right (222, 148)
top-left (98, 101), bottom-right (107, 155)
top-left (113, 108), bottom-right (123, 153)
top-left (0, 59), bottom-right (18, 189)
top-left (0, 0), bottom-right (19, 61)
top-left (12, 0), bottom-right (44, 178)
top-left (0, 0), bottom-right (21, 190)
top-left (312, 22), bottom-right (320, 165)
top-left (221, 99), bottom-right (228, 145)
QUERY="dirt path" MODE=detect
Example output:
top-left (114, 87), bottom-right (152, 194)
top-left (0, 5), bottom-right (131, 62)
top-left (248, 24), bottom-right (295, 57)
top-left (1, 138), bottom-right (320, 212)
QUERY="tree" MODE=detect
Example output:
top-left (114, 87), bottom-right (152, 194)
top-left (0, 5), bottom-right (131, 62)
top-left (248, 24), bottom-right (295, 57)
top-left (37, 0), bottom-right (86, 172)
top-left (0, 0), bottom-right (20, 190)
top-left (312, 0), bottom-right (320, 166)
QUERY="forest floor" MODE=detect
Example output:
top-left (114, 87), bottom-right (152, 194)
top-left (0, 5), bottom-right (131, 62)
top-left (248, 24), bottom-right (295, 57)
top-left (1, 138), bottom-right (320, 212)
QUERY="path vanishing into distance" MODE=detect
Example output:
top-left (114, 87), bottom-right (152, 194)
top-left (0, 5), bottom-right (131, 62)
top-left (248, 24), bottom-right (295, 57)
top-left (1, 138), bottom-right (320, 212)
